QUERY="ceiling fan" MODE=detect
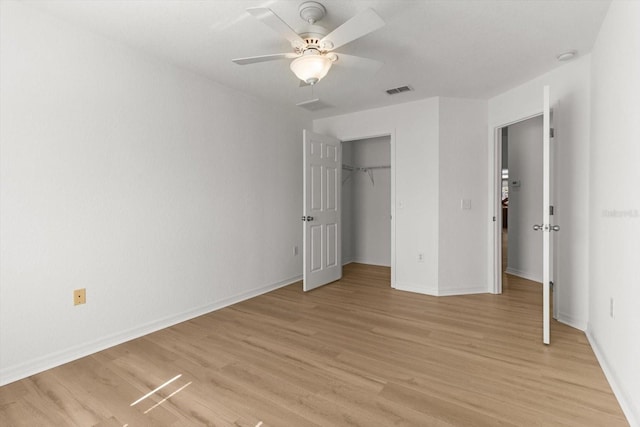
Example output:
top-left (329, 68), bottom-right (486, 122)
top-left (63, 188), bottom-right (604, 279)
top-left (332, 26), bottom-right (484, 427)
top-left (232, 1), bottom-right (385, 86)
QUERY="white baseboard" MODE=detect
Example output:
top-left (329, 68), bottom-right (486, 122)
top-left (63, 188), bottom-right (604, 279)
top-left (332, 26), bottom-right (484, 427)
top-left (394, 281), bottom-right (438, 296)
top-left (0, 275), bottom-right (302, 386)
top-left (586, 326), bottom-right (639, 427)
top-left (505, 267), bottom-right (542, 283)
top-left (394, 282), bottom-right (489, 297)
top-left (556, 312), bottom-right (587, 331)
top-left (351, 258), bottom-right (391, 267)
top-left (437, 286), bottom-right (488, 296)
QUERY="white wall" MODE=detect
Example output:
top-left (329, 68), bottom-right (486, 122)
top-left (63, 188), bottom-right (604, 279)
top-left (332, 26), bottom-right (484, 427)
top-left (438, 98), bottom-right (488, 295)
top-left (341, 142), bottom-right (354, 264)
top-left (0, 2), bottom-right (310, 385)
top-left (315, 98), bottom-right (440, 293)
top-left (588, 1), bottom-right (640, 424)
top-left (347, 137), bottom-right (391, 266)
top-left (488, 55), bottom-right (591, 330)
top-left (505, 116), bottom-right (543, 282)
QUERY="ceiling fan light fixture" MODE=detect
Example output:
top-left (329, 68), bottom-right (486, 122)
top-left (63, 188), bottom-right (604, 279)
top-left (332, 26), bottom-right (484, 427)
top-left (290, 51), bottom-right (332, 85)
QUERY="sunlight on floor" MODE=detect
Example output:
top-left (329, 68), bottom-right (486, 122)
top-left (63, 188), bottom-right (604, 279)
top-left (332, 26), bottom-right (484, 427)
top-left (124, 372), bottom-right (194, 422)
top-left (130, 374), bottom-right (182, 407)
top-left (143, 381), bottom-right (192, 414)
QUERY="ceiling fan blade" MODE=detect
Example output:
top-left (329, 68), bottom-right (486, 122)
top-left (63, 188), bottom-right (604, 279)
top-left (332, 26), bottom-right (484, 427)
top-left (333, 53), bottom-right (383, 72)
top-left (232, 52), bottom-right (299, 65)
top-left (320, 8), bottom-right (385, 51)
top-left (247, 8), bottom-right (305, 47)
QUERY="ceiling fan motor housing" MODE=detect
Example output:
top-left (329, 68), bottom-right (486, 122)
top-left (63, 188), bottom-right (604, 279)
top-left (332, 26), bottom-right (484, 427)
top-left (294, 23), bottom-right (330, 50)
top-left (295, 36), bottom-right (321, 54)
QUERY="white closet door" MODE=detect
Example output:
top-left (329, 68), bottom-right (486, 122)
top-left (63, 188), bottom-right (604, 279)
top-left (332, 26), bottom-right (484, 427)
top-left (303, 130), bottom-right (342, 291)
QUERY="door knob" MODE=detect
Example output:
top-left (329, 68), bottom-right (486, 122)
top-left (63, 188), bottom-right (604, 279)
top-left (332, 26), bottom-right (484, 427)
top-left (306, 216), bottom-right (314, 221)
top-left (551, 225), bottom-right (560, 231)
top-left (533, 224), bottom-right (543, 231)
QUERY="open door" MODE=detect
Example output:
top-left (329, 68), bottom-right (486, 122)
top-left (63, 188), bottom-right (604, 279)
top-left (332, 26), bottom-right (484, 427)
top-left (303, 130), bottom-right (342, 291)
top-left (535, 86), bottom-right (558, 344)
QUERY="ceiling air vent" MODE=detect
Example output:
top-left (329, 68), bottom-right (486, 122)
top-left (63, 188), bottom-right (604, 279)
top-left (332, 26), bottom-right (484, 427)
top-left (385, 85), bottom-right (413, 95)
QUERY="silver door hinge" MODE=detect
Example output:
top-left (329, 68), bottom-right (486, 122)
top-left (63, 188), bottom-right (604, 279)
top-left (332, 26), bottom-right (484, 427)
top-left (550, 281), bottom-right (554, 289)
top-left (549, 205), bottom-right (554, 215)
top-left (493, 216), bottom-right (496, 222)
top-left (550, 128), bottom-right (555, 138)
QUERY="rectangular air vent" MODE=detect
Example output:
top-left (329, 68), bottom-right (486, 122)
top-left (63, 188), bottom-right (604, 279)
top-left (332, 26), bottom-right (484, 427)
top-left (385, 85), bottom-right (413, 95)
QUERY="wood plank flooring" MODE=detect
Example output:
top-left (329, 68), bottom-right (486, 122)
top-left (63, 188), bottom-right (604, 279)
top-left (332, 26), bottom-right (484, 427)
top-left (0, 263), bottom-right (627, 426)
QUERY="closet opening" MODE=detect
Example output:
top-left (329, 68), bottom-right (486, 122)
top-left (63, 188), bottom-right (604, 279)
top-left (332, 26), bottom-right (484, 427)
top-left (341, 136), bottom-right (391, 268)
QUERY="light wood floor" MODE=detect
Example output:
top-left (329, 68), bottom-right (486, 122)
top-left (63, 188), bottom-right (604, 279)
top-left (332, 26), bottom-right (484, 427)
top-left (0, 263), bottom-right (627, 426)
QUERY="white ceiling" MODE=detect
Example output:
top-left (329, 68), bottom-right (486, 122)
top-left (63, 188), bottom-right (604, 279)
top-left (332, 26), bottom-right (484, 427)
top-left (25, 0), bottom-right (611, 117)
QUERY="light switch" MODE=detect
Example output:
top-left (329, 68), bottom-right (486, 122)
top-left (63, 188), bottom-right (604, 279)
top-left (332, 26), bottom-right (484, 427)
top-left (461, 199), bottom-right (472, 210)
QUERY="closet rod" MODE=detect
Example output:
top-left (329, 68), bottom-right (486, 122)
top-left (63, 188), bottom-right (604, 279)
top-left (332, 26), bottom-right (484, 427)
top-left (359, 165), bottom-right (390, 170)
top-left (342, 164), bottom-right (390, 171)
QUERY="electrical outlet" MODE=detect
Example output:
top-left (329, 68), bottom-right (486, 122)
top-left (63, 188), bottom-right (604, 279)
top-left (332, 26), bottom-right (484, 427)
top-left (74, 288), bottom-right (86, 305)
top-left (417, 253), bottom-right (424, 262)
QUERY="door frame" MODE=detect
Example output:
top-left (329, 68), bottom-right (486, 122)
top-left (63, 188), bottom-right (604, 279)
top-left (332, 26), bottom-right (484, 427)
top-left (340, 131), bottom-right (396, 287)
top-left (490, 112), bottom-right (541, 295)
top-left (488, 112), bottom-right (559, 319)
